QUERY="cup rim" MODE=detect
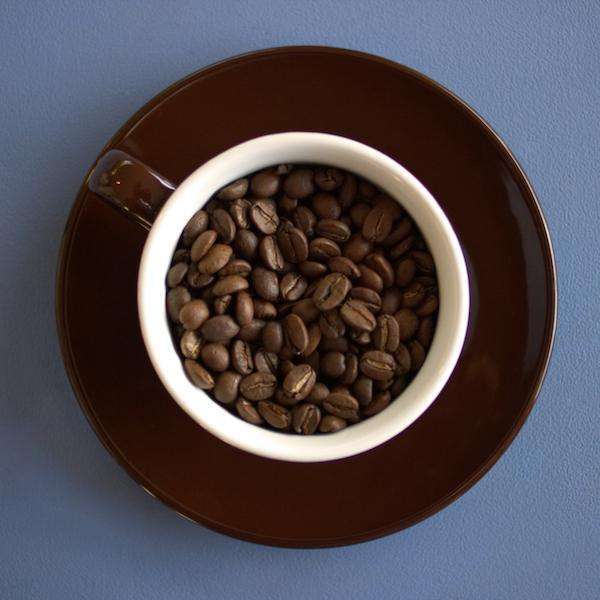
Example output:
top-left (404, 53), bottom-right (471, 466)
top-left (138, 132), bottom-right (469, 462)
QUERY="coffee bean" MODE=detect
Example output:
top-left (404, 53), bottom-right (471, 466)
top-left (411, 250), bottom-right (435, 273)
top-left (391, 375), bottom-right (408, 397)
top-left (279, 195), bottom-right (298, 213)
top-left (231, 340), bottom-right (254, 375)
top-left (197, 243), bottom-right (232, 274)
top-left (343, 234), bottom-right (372, 263)
top-left (258, 401), bottom-right (291, 429)
top-left (349, 287), bottom-right (382, 312)
top-left (238, 319), bottom-right (266, 343)
top-left (375, 377), bottom-right (394, 391)
top-left (327, 256), bottom-right (361, 279)
top-left (373, 314), bottom-right (400, 352)
top-left (280, 272), bottom-right (307, 301)
top-left (182, 210), bottom-right (209, 247)
top-left (416, 294), bottom-right (439, 317)
top-left (179, 299), bottom-right (210, 330)
top-left (364, 253), bottom-right (394, 288)
top-left (417, 316), bottom-right (435, 348)
top-left (358, 179), bottom-right (376, 199)
top-left (235, 290), bottom-right (254, 326)
top-left (236, 398), bottom-right (263, 424)
top-left (250, 199), bottom-right (279, 234)
top-left (323, 392), bottom-right (359, 420)
top-left (277, 226), bottom-right (309, 263)
top-left (395, 257), bottom-right (416, 287)
top-left (262, 321), bottom-right (284, 354)
top-left (316, 219), bottom-right (351, 242)
top-left (304, 322), bottom-right (322, 357)
top-left (184, 359), bottom-right (214, 390)
top-left (200, 343), bottom-right (230, 372)
top-left (309, 237), bottom-right (341, 261)
top-left (394, 308), bottom-right (419, 341)
top-left (283, 314), bottom-right (309, 355)
top-left (390, 234), bottom-right (415, 259)
top-left (319, 309), bottom-right (346, 339)
top-left (283, 168), bottom-right (314, 198)
top-left (313, 273), bottom-right (351, 310)
top-left (315, 167), bottom-right (344, 191)
top-left (408, 340), bottom-right (426, 371)
top-left (190, 229), bottom-right (218, 262)
top-left (382, 217), bottom-right (412, 247)
top-left (167, 262), bottom-right (188, 288)
top-left (321, 351), bottom-right (346, 378)
top-left (307, 382), bottom-right (329, 405)
top-left (340, 299), bottom-right (376, 332)
top-left (167, 286), bottom-right (191, 322)
top-left (214, 294), bottom-right (232, 315)
top-left (362, 205), bottom-right (394, 243)
top-left (280, 360), bottom-right (295, 378)
top-left (186, 264), bottom-right (214, 289)
top-left (217, 178), bottom-right (248, 201)
top-left (359, 350), bottom-right (396, 380)
top-left (259, 235), bottom-right (285, 271)
top-left (292, 298), bottom-right (320, 323)
top-left (211, 208), bottom-right (236, 243)
top-left (201, 315), bottom-right (239, 342)
top-left (171, 248), bottom-right (190, 265)
top-left (350, 330), bottom-right (371, 345)
top-left (240, 372), bottom-right (276, 401)
top-left (352, 376), bottom-right (373, 406)
top-left (363, 391), bottom-right (391, 417)
top-left (229, 198), bottom-right (252, 229)
top-left (293, 206), bottom-right (317, 236)
top-left (212, 275), bottom-right (249, 296)
top-left (414, 275), bottom-right (438, 294)
top-left (180, 330), bottom-right (202, 359)
top-left (350, 202), bottom-right (371, 228)
top-left (402, 281), bottom-right (426, 308)
top-left (338, 172), bottom-right (357, 207)
top-left (254, 350), bottom-right (279, 375)
top-left (319, 415), bottom-right (347, 432)
top-left (340, 353), bottom-right (359, 385)
top-left (252, 267), bottom-right (279, 301)
top-left (357, 264), bottom-right (384, 292)
top-left (320, 337), bottom-right (349, 353)
top-left (253, 298), bottom-right (277, 320)
top-left (292, 403), bottom-right (321, 434)
top-left (234, 229), bottom-right (259, 260)
top-left (283, 364), bottom-right (316, 402)
top-left (394, 343), bottom-right (412, 375)
top-left (381, 288), bottom-right (402, 315)
top-left (298, 261), bottom-right (328, 279)
top-left (312, 193), bottom-right (341, 219)
top-left (251, 170), bottom-right (280, 197)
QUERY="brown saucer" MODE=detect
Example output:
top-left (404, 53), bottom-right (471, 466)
top-left (56, 47), bottom-right (556, 547)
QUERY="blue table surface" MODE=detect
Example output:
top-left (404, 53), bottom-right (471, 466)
top-left (1, 1), bottom-right (598, 598)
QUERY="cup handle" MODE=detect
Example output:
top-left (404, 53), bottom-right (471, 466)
top-left (87, 149), bottom-right (176, 230)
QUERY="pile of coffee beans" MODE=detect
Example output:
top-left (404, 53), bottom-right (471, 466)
top-left (166, 164), bottom-right (438, 434)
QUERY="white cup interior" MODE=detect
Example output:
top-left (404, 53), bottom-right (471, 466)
top-left (138, 132), bottom-right (469, 462)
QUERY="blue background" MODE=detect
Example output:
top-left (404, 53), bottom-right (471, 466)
top-left (1, 1), bottom-right (598, 598)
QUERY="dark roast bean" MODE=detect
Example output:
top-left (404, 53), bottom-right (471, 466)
top-left (251, 170), bottom-right (280, 197)
top-left (375, 377), bottom-right (394, 391)
top-left (291, 298), bottom-right (320, 323)
top-left (200, 343), bottom-right (230, 372)
top-left (382, 217), bottom-right (412, 247)
top-left (235, 290), bottom-right (254, 326)
top-left (213, 294), bottom-right (232, 315)
top-left (167, 262), bottom-right (188, 288)
top-left (171, 248), bottom-right (190, 265)
top-left (402, 281), bottom-right (426, 308)
top-left (390, 235), bottom-right (415, 259)
top-left (254, 350), bottom-right (279, 375)
top-left (417, 317), bottom-right (435, 348)
top-left (277, 226), bottom-right (309, 263)
top-left (350, 330), bottom-right (371, 345)
top-left (283, 314), bottom-right (309, 355)
top-left (253, 298), bottom-right (277, 320)
top-left (217, 178), bottom-right (248, 201)
top-left (306, 382), bottom-right (329, 405)
top-left (338, 172), bottom-right (357, 208)
top-left (186, 264), bottom-right (214, 289)
top-left (229, 198), bottom-right (252, 229)
top-left (312, 193), bottom-right (341, 219)
top-left (414, 275), bottom-right (438, 293)
top-left (298, 261), bottom-right (328, 279)
top-left (320, 337), bottom-right (349, 353)
top-left (363, 391), bottom-right (391, 417)
top-left (309, 237), bottom-right (341, 261)
top-left (327, 256), bottom-right (361, 279)
top-left (259, 235), bottom-right (285, 271)
top-left (184, 359), bottom-right (214, 390)
top-left (408, 340), bottom-right (426, 371)
top-left (283, 168), bottom-right (314, 198)
top-left (343, 234), bottom-right (372, 263)
top-left (283, 364), bottom-right (317, 403)
top-left (364, 253), bottom-right (394, 288)
top-left (321, 351), bottom-right (346, 378)
top-left (252, 267), bottom-right (279, 301)
top-left (313, 273), bottom-right (351, 310)
top-left (340, 353), bottom-right (359, 385)
top-left (340, 300), bottom-right (376, 332)
top-left (350, 203), bottom-right (372, 227)
top-left (319, 309), bottom-right (346, 339)
top-left (411, 250), bottom-right (435, 273)
top-left (167, 286), bottom-right (191, 322)
top-left (360, 350), bottom-right (396, 380)
top-left (213, 371), bottom-right (243, 402)
top-left (304, 322), bottom-right (322, 357)
top-left (180, 330), bottom-right (202, 359)
top-left (304, 351), bottom-right (320, 376)
top-left (293, 206), bottom-right (317, 236)
top-left (357, 264), bottom-right (384, 292)
top-left (394, 343), bottom-right (412, 375)
top-left (292, 403), bottom-right (322, 434)
top-left (319, 415), bottom-right (347, 432)
top-left (358, 179), bottom-right (376, 198)
top-left (373, 314), bottom-right (400, 352)
top-left (234, 229), bottom-right (259, 260)
top-left (182, 209), bottom-right (209, 247)
top-left (316, 219), bottom-right (351, 242)
top-left (374, 194), bottom-right (403, 219)
top-left (416, 294), bottom-right (439, 317)
top-left (315, 167), bottom-right (344, 191)
top-left (381, 288), bottom-right (402, 315)
top-left (212, 275), bottom-right (248, 296)
top-left (237, 319), bottom-right (266, 343)
top-left (280, 360), bottom-right (295, 378)
top-left (240, 372), bottom-right (277, 401)
top-left (211, 208), bottom-right (236, 243)
top-left (250, 199), bottom-right (279, 234)
top-left (279, 195), bottom-right (298, 213)
top-left (231, 340), bottom-right (254, 375)
top-left (391, 375), bottom-right (408, 397)
top-left (258, 401), bottom-right (291, 429)
top-left (236, 398), bottom-right (263, 424)
top-left (349, 287), bottom-right (382, 312)
top-left (323, 392), bottom-right (359, 420)
top-left (262, 321), bottom-right (284, 354)
top-left (352, 376), bottom-right (373, 406)
top-left (197, 243), bottom-right (232, 274)
top-left (201, 315), bottom-right (239, 342)
top-left (179, 299), bottom-right (210, 330)
top-left (280, 272), bottom-right (308, 301)
top-left (362, 205), bottom-right (394, 243)
top-left (394, 308), bottom-right (419, 341)
top-left (190, 229), bottom-right (218, 262)
top-left (395, 257), bottom-right (416, 287)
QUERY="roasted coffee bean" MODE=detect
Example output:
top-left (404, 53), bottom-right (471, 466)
top-left (254, 350), bottom-right (279, 375)
top-left (382, 217), bottom-right (412, 247)
top-left (197, 243), bottom-right (232, 274)
top-left (312, 192), bottom-right (341, 219)
top-left (350, 202), bottom-right (371, 227)
top-left (277, 226), bottom-right (309, 263)
top-left (320, 337), bottom-right (349, 353)
top-left (323, 392), bottom-right (359, 420)
top-left (184, 359), bottom-right (215, 390)
top-left (251, 170), bottom-right (280, 197)
top-left (284, 168), bottom-right (314, 198)
top-left (238, 319), bottom-right (266, 343)
top-left (186, 264), bottom-right (214, 289)
top-left (357, 264), bottom-right (384, 293)
top-left (167, 262), bottom-right (188, 288)
top-left (319, 309), bottom-right (346, 339)
top-left (411, 250), bottom-right (435, 273)
top-left (343, 234), bottom-right (372, 263)
top-left (214, 294), bottom-right (232, 315)
top-left (309, 237), bottom-right (341, 261)
top-left (417, 316), bottom-right (435, 348)
top-left (340, 353), bottom-right (359, 385)
top-left (363, 391), bottom-right (391, 417)
top-left (182, 209), bottom-right (209, 247)
top-left (236, 398), bottom-right (263, 424)
top-left (395, 257), bottom-right (416, 287)
top-left (373, 314), bottom-right (400, 352)
top-left (179, 299), bottom-right (210, 330)
top-left (327, 256), bottom-right (361, 279)
top-left (253, 298), bottom-right (277, 320)
top-left (293, 206), bottom-right (317, 236)
top-left (262, 321), bottom-right (284, 354)
top-left (190, 229), bottom-right (218, 262)
top-left (283, 364), bottom-right (317, 402)
top-left (217, 178), bottom-right (248, 201)
top-left (362, 205), bottom-right (394, 243)
top-left (211, 208), bottom-right (236, 243)
top-left (313, 273), bottom-right (351, 310)
top-left (212, 275), bottom-right (248, 296)
top-left (359, 350), bottom-right (396, 380)
top-left (292, 298), bottom-right (320, 323)
top-left (402, 281), bottom-right (426, 308)
top-left (235, 291), bottom-right (254, 326)
top-left (390, 234), bottom-right (415, 259)
top-left (394, 308), bottom-right (419, 341)
top-left (340, 299), bottom-right (376, 332)
top-left (321, 351), bottom-right (346, 378)
top-left (250, 199), bottom-right (279, 234)
top-left (201, 315), bottom-right (239, 342)
top-left (316, 218), bottom-right (351, 242)
top-left (381, 288), bottom-right (402, 315)
top-left (352, 376), bottom-right (373, 406)
top-left (394, 343), bottom-right (412, 375)
top-left (349, 287), bottom-right (382, 312)
top-left (234, 229), bottom-right (259, 260)
top-left (364, 253), bottom-right (394, 288)
top-left (258, 401), bottom-right (291, 429)
top-left (416, 294), bottom-right (439, 317)
top-left (240, 372), bottom-right (277, 401)
top-left (280, 360), bottom-right (295, 378)
top-left (280, 272), bottom-right (307, 301)
top-left (375, 377), bottom-right (394, 391)
top-left (319, 415), bottom-right (347, 432)
top-left (200, 343), bottom-right (230, 372)
top-left (307, 382), bottom-right (329, 405)
top-left (304, 350), bottom-right (320, 376)
top-left (315, 167), bottom-right (344, 191)
top-left (298, 260), bottom-right (328, 279)
top-left (167, 286), bottom-right (191, 322)
top-left (229, 198), bottom-right (251, 229)
top-left (391, 375), bottom-right (408, 397)
top-left (338, 172), bottom-right (357, 207)
top-left (180, 330), bottom-right (202, 359)
top-left (358, 179), bottom-right (376, 199)
top-left (283, 314), bottom-right (309, 355)
top-left (231, 340), bottom-right (254, 375)
top-left (350, 330), bottom-right (371, 345)
top-left (171, 248), bottom-right (190, 265)
top-left (304, 322), bottom-right (322, 357)
top-left (414, 275), bottom-right (438, 293)
top-left (259, 235), bottom-right (285, 271)
top-left (374, 194), bottom-right (403, 219)
top-left (292, 403), bottom-right (322, 434)
top-left (279, 195), bottom-right (298, 213)
top-left (252, 267), bottom-right (279, 301)
top-left (408, 340), bottom-right (426, 371)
